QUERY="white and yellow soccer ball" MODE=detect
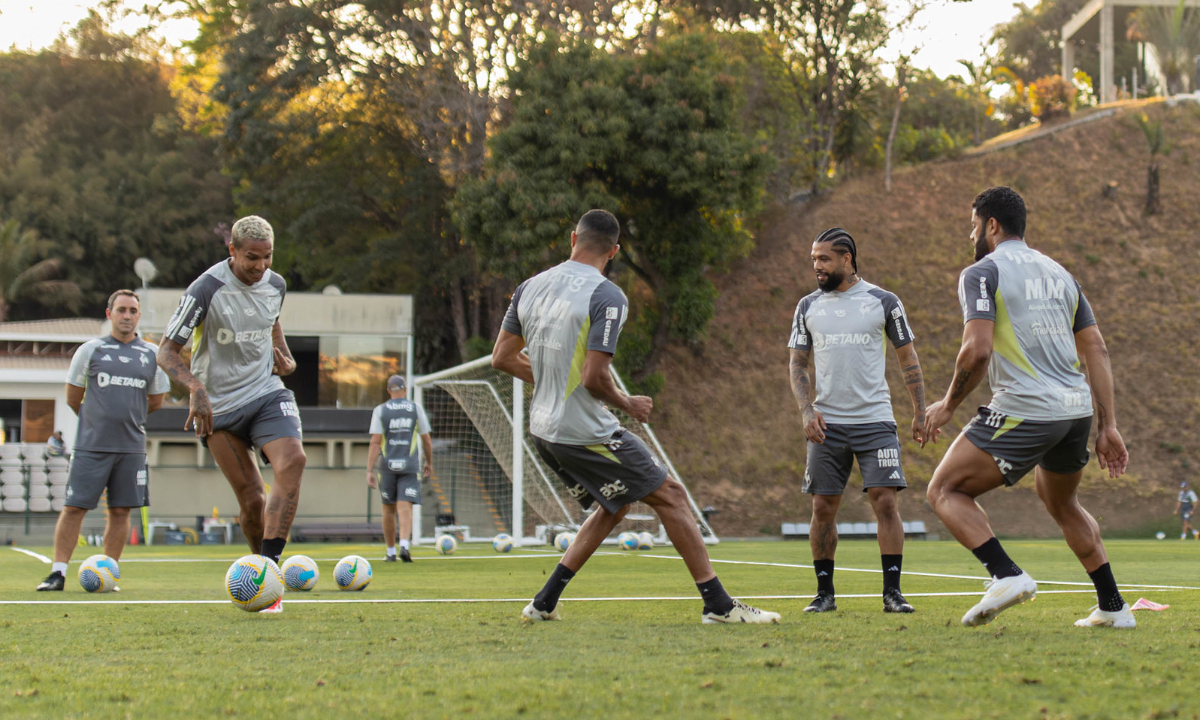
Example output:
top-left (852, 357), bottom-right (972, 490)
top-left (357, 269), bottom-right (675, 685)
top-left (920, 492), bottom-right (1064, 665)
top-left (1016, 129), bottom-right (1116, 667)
top-left (334, 555), bottom-right (372, 591)
top-left (617, 531), bottom-right (639, 551)
top-left (636, 531), bottom-right (655, 550)
top-left (493, 533), bottom-right (515, 553)
top-left (436, 535), bottom-right (458, 555)
top-left (79, 554), bottom-right (120, 593)
top-left (225, 555), bottom-right (284, 611)
top-left (281, 555), bottom-right (320, 591)
top-left (554, 532), bottom-right (575, 552)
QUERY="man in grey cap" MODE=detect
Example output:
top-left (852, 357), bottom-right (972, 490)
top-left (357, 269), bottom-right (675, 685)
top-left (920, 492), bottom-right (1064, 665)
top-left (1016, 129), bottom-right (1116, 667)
top-left (367, 374), bottom-right (433, 562)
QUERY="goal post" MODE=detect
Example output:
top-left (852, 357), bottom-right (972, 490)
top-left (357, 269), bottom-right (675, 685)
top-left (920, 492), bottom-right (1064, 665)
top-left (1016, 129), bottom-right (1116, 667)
top-left (411, 355), bottom-right (717, 546)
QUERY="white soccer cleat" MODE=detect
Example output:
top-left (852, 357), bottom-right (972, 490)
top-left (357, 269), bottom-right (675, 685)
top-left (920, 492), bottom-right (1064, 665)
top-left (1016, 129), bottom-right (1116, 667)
top-left (1074, 603), bottom-right (1135, 628)
top-left (260, 597), bottom-right (283, 614)
top-left (702, 599), bottom-right (781, 625)
top-left (520, 602), bottom-right (560, 622)
top-left (961, 573), bottom-right (1037, 627)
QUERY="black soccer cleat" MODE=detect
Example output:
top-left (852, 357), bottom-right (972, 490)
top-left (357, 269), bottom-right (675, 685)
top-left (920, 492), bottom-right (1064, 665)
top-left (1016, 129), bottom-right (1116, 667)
top-left (804, 592), bottom-right (837, 613)
top-left (37, 571), bottom-right (65, 592)
top-left (883, 588), bottom-right (915, 613)
top-left (384, 554), bottom-right (398, 562)
top-left (400, 547), bottom-right (412, 563)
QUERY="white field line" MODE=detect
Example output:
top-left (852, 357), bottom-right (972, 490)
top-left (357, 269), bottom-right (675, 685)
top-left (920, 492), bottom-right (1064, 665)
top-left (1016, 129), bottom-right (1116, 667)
top-left (637, 554), bottom-right (1200, 591)
top-left (0, 588), bottom-right (1147, 606)
top-left (10, 547), bottom-right (51, 563)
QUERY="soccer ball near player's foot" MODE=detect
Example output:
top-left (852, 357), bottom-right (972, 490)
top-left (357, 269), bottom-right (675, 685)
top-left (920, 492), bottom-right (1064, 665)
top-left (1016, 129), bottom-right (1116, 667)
top-left (281, 555), bottom-right (320, 591)
top-left (554, 532), bottom-right (575, 552)
top-left (334, 555), bottom-right (372, 591)
top-left (225, 555), bottom-right (284, 611)
top-left (493, 533), bottom-right (515, 553)
top-left (617, 532), bottom-right (639, 551)
top-left (436, 535), bottom-right (458, 555)
top-left (636, 532), bottom-right (655, 550)
top-left (79, 555), bottom-right (120, 593)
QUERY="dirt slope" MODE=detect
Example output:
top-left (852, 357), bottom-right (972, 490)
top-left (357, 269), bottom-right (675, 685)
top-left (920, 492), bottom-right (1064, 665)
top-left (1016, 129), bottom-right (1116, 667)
top-left (650, 101), bottom-right (1200, 538)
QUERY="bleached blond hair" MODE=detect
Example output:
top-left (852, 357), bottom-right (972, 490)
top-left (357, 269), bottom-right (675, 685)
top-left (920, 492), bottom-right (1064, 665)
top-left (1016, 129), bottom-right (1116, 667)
top-left (230, 215), bottom-right (274, 248)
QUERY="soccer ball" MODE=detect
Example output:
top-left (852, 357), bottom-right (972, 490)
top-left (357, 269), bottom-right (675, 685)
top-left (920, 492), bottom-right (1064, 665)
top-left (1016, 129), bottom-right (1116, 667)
top-left (281, 555), bottom-right (320, 591)
top-left (79, 554), bottom-right (120, 593)
top-left (493, 533), bottom-right (515, 553)
top-left (225, 555), bottom-right (284, 611)
top-left (1156, 531), bottom-right (1167, 540)
top-left (554, 532), bottom-right (575, 552)
top-left (436, 535), bottom-right (458, 555)
top-left (617, 531), bottom-right (639, 551)
top-left (334, 555), bottom-right (372, 591)
top-left (636, 531), bottom-right (655, 550)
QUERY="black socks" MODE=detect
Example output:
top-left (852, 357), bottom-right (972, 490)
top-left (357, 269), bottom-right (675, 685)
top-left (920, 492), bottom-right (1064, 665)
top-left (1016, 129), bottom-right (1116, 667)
top-left (971, 537), bottom-right (1023, 579)
top-left (1088, 563), bottom-right (1125, 612)
top-left (697, 576), bottom-right (735, 615)
top-left (533, 563), bottom-right (576, 612)
top-left (261, 537), bottom-right (287, 566)
top-left (814, 559), bottom-right (835, 595)
top-left (882, 554), bottom-right (903, 593)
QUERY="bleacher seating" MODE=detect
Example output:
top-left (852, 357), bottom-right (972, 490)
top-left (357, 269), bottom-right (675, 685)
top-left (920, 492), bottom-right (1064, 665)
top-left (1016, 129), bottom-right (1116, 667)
top-left (0, 443), bottom-right (70, 514)
top-left (781, 520), bottom-right (929, 538)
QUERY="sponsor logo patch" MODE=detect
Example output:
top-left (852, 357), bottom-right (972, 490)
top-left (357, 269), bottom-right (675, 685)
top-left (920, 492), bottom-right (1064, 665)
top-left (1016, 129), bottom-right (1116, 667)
top-left (96, 372), bottom-right (147, 389)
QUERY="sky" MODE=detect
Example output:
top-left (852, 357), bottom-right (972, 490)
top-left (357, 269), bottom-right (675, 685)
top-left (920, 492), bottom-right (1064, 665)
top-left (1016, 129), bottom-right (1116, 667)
top-left (0, 0), bottom-right (1025, 80)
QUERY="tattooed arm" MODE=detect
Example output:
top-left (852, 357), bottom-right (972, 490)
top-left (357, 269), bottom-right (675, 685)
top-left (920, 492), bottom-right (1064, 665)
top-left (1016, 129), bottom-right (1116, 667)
top-left (923, 319), bottom-right (993, 442)
top-left (1076, 324), bottom-right (1128, 477)
top-left (157, 338), bottom-right (212, 437)
top-left (789, 348), bottom-right (825, 443)
top-left (894, 342), bottom-right (929, 446)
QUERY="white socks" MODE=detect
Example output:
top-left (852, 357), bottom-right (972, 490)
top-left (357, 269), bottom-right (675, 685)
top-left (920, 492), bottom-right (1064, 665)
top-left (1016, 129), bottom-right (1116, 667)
top-left (386, 546), bottom-right (396, 557)
top-left (399, 540), bottom-right (410, 550)
top-left (53, 562), bottom-right (68, 575)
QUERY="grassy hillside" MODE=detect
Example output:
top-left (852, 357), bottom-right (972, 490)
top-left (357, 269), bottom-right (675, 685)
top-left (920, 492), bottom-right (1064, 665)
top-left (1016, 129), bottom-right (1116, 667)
top-left (651, 101), bottom-right (1200, 538)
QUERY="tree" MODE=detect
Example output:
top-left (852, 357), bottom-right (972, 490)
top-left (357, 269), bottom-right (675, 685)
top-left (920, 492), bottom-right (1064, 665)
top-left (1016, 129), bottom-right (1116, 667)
top-left (1134, 112), bottom-right (1168, 215)
top-left (0, 220), bottom-right (82, 323)
top-left (957, 54), bottom-right (997, 145)
top-left (1130, 0), bottom-right (1200, 95)
top-left (884, 59), bottom-right (908, 192)
top-left (455, 32), bottom-right (770, 384)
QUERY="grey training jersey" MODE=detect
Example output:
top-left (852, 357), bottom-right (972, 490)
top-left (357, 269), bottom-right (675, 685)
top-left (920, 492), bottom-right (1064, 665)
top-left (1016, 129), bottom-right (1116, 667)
top-left (163, 260), bottom-right (287, 415)
top-left (501, 260), bottom-right (628, 445)
top-left (369, 399), bottom-right (431, 473)
top-left (787, 280), bottom-right (914, 424)
top-left (958, 240), bottom-right (1095, 421)
top-left (67, 335), bottom-right (170, 453)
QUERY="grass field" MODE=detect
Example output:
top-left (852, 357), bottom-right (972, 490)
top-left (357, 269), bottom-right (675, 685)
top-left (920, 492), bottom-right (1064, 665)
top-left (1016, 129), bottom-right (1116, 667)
top-left (2, 538), bottom-right (1198, 719)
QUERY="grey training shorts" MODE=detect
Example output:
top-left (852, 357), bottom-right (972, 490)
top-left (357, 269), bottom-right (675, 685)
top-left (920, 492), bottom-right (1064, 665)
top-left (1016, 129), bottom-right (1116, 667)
top-left (64, 450), bottom-right (149, 510)
top-left (376, 467), bottom-right (421, 506)
top-left (962, 406), bottom-right (1091, 486)
top-left (533, 428), bottom-right (668, 514)
top-left (803, 422), bottom-right (907, 495)
top-left (206, 388), bottom-right (303, 450)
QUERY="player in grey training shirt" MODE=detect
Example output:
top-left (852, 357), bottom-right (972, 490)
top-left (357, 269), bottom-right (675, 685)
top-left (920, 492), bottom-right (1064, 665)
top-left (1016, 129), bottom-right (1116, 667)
top-left (924, 186), bottom-right (1133, 629)
top-left (787, 228), bottom-right (928, 614)
top-left (366, 375), bottom-right (433, 563)
top-left (157, 216), bottom-right (306, 593)
top-left (492, 209), bottom-right (779, 625)
top-left (37, 290), bottom-right (170, 591)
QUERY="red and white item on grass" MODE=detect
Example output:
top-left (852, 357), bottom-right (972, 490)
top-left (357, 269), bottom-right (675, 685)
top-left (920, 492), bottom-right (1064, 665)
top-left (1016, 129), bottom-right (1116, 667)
top-left (1131, 598), bottom-right (1170, 611)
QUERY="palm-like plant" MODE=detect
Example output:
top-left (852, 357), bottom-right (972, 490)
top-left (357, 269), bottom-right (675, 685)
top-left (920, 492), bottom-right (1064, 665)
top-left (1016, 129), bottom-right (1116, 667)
top-left (1130, 0), bottom-right (1200, 95)
top-left (957, 53), bottom-right (997, 145)
top-left (0, 219), bottom-right (83, 323)
top-left (1134, 113), bottom-right (1169, 214)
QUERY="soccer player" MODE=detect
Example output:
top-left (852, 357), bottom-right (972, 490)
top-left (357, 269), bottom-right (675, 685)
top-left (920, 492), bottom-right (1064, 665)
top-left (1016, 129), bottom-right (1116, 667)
top-left (924, 186), bottom-right (1132, 629)
top-left (157, 216), bottom-right (305, 612)
top-left (37, 290), bottom-right (170, 591)
top-left (787, 228), bottom-right (927, 614)
top-left (366, 374), bottom-right (433, 562)
top-left (492, 209), bottom-right (780, 624)
top-left (1174, 482), bottom-right (1198, 540)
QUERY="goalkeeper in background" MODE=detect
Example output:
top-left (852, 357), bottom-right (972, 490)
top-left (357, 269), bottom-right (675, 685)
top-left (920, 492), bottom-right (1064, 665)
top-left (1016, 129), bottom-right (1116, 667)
top-left (492, 208), bottom-right (780, 625)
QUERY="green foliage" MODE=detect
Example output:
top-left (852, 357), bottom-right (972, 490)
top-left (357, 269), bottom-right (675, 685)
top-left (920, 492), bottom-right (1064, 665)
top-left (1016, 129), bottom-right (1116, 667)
top-left (0, 220), bottom-right (82, 322)
top-left (1135, 113), bottom-right (1169, 156)
top-left (0, 14), bottom-right (234, 319)
top-left (1130, 0), bottom-right (1200, 95)
top-left (456, 32), bottom-right (770, 380)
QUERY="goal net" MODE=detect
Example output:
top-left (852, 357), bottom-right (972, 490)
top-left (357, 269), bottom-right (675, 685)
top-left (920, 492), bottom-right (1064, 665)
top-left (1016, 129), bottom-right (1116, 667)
top-left (411, 356), bottom-right (717, 546)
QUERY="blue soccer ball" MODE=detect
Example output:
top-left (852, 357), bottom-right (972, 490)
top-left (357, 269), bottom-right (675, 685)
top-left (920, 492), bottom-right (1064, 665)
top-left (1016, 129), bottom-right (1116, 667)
top-left (436, 535), bottom-right (457, 555)
top-left (493, 533), bottom-right (515, 553)
top-left (617, 532), bottom-right (639, 551)
top-left (79, 554), bottom-right (120, 593)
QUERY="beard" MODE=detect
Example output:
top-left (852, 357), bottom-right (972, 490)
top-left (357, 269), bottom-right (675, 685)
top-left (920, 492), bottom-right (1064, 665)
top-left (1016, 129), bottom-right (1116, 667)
top-left (973, 235), bottom-right (990, 262)
top-left (817, 268), bottom-right (845, 292)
